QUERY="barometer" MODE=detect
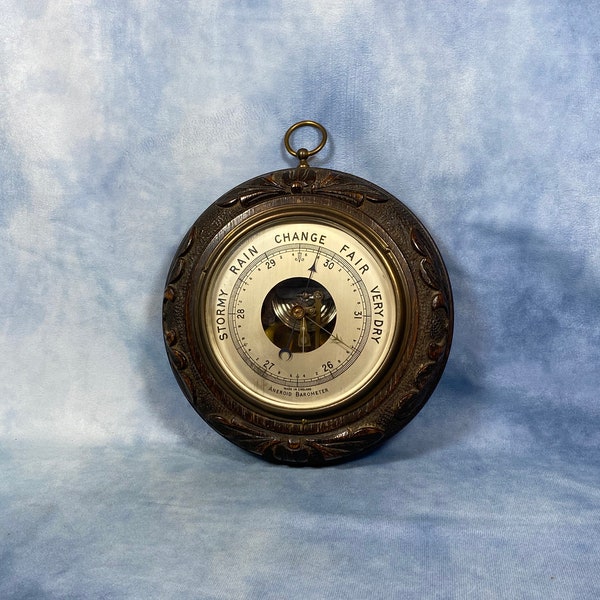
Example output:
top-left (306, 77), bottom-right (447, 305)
top-left (163, 121), bottom-right (453, 465)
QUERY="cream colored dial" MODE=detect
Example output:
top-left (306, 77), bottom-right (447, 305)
top-left (202, 217), bottom-right (400, 414)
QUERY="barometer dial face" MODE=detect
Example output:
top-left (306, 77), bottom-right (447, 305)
top-left (199, 217), bottom-right (401, 414)
top-left (163, 121), bottom-right (453, 465)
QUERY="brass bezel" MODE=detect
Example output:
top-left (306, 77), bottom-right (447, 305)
top-left (188, 199), bottom-right (415, 420)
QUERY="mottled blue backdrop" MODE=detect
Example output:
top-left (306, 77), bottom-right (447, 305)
top-left (1, 1), bottom-right (599, 598)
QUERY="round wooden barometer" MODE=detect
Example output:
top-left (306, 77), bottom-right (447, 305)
top-left (163, 121), bottom-right (453, 465)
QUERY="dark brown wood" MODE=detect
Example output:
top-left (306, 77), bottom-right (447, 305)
top-left (163, 165), bottom-right (453, 465)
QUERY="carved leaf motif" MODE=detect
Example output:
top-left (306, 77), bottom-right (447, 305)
top-left (217, 176), bottom-right (286, 207)
top-left (419, 258), bottom-right (441, 290)
top-left (168, 257), bottom-right (185, 285)
top-left (307, 427), bottom-right (386, 461)
top-left (208, 415), bottom-right (386, 464)
top-left (391, 389), bottom-right (418, 419)
top-left (169, 348), bottom-right (188, 371)
top-left (415, 362), bottom-right (437, 390)
top-left (308, 173), bottom-right (387, 206)
top-left (179, 227), bottom-right (196, 256)
top-left (163, 285), bottom-right (176, 302)
top-left (412, 228), bottom-right (444, 291)
top-left (432, 291), bottom-right (446, 311)
top-left (390, 388), bottom-right (431, 429)
top-left (410, 227), bottom-right (431, 258)
top-left (210, 415), bottom-right (281, 455)
top-left (216, 168), bottom-right (389, 208)
top-left (238, 187), bottom-right (287, 206)
top-left (165, 329), bottom-right (177, 347)
top-left (428, 339), bottom-right (447, 361)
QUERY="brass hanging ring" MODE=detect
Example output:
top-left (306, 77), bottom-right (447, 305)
top-left (284, 120), bottom-right (328, 159)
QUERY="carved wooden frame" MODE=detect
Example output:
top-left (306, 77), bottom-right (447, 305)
top-left (163, 167), bottom-right (453, 465)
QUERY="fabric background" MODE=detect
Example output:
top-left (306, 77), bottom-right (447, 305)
top-left (1, 1), bottom-right (599, 598)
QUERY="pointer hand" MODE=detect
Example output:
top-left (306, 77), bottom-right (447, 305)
top-left (303, 315), bottom-right (356, 353)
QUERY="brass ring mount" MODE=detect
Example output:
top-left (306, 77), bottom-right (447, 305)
top-left (284, 120), bottom-right (328, 167)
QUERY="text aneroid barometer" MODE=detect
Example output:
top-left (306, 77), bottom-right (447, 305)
top-left (163, 121), bottom-right (453, 465)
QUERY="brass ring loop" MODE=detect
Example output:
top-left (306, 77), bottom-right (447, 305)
top-left (284, 120), bottom-right (328, 159)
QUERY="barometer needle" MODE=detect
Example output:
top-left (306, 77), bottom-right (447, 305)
top-left (279, 321), bottom-right (297, 361)
top-left (303, 315), bottom-right (356, 353)
top-left (304, 247), bottom-right (321, 289)
top-left (308, 253), bottom-right (319, 275)
top-left (279, 247), bottom-right (323, 361)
